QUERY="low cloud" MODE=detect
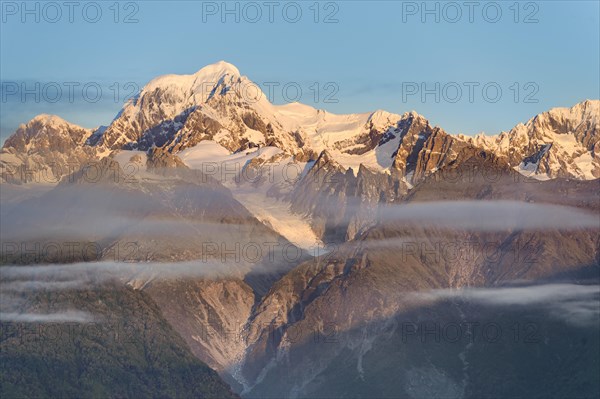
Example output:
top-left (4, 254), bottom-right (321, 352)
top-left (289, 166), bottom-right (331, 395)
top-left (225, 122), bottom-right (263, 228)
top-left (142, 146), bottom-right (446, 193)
top-left (412, 284), bottom-right (600, 326)
top-left (0, 310), bottom-right (95, 323)
top-left (377, 200), bottom-right (600, 231)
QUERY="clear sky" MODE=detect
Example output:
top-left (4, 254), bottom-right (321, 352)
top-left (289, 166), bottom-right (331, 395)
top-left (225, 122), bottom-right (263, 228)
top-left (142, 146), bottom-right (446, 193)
top-left (1, 0), bottom-right (599, 143)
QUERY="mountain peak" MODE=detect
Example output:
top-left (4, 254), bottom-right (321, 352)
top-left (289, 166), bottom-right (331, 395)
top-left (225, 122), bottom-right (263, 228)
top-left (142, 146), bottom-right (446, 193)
top-left (569, 99), bottom-right (599, 111)
top-left (535, 99), bottom-right (599, 125)
top-left (143, 61), bottom-right (242, 94)
top-left (194, 60), bottom-right (241, 78)
top-left (367, 110), bottom-right (403, 129)
top-left (27, 114), bottom-right (73, 127)
top-left (1, 113), bottom-right (92, 162)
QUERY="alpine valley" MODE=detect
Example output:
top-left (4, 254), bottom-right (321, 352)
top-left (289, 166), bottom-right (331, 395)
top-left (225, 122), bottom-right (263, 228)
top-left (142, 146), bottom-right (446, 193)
top-left (1, 62), bottom-right (599, 399)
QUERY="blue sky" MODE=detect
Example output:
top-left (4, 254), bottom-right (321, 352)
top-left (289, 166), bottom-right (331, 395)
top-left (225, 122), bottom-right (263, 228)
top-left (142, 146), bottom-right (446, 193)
top-left (1, 0), bottom-right (599, 143)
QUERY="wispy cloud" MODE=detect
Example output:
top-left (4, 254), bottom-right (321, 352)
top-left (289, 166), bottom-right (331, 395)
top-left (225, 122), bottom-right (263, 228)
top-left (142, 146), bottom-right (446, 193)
top-left (412, 284), bottom-right (600, 326)
top-left (0, 310), bottom-right (95, 323)
top-left (0, 259), bottom-right (283, 287)
top-left (376, 200), bottom-right (600, 231)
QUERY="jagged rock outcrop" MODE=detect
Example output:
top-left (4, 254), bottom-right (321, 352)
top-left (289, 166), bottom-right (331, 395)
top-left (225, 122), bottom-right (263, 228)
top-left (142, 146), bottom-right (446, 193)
top-left (469, 100), bottom-right (600, 179)
top-left (388, 112), bottom-right (469, 185)
top-left (0, 115), bottom-right (99, 183)
top-left (290, 150), bottom-right (405, 242)
top-left (146, 146), bottom-right (188, 170)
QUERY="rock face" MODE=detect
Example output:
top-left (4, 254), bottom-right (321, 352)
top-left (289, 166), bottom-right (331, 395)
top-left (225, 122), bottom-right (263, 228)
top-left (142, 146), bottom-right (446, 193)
top-left (389, 112), bottom-right (463, 182)
top-left (469, 100), bottom-right (600, 179)
top-left (146, 146), bottom-right (188, 170)
top-left (143, 278), bottom-right (256, 390)
top-left (0, 115), bottom-right (99, 183)
top-left (290, 150), bottom-right (404, 242)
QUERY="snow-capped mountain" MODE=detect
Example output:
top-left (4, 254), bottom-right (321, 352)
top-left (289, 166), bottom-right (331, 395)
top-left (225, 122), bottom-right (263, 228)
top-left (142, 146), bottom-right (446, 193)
top-left (0, 114), bottom-right (100, 184)
top-left (94, 61), bottom-right (409, 165)
top-left (468, 100), bottom-right (599, 180)
top-left (1, 61), bottom-right (599, 186)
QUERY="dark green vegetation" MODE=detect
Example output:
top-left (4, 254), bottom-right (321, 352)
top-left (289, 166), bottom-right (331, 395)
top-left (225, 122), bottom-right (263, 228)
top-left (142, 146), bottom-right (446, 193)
top-left (0, 281), bottom-right (239, 399)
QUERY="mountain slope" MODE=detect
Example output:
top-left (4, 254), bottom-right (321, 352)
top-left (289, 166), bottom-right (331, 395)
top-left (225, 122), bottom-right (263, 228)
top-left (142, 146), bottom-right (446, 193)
top-left (232, 150), bottom-right (599, 396)
top-left (0, 156), bottom-right (312, 390)
top-left (0, 280), bottom-right (239, 398)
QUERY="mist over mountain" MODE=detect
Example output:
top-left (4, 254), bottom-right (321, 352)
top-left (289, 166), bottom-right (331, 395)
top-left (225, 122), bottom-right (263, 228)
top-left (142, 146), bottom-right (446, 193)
top-left (1, 61), bottom-right (598, 398)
